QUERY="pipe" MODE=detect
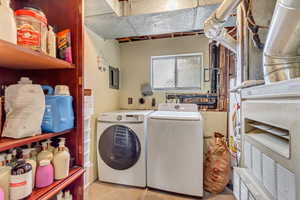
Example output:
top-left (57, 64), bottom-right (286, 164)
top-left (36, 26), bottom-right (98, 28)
top-left (215, 0), bottom-right (242, 21)
top-left (263, 0), bottom-right (300, 83)
top-left (204, 0), bottom-right (242, 53)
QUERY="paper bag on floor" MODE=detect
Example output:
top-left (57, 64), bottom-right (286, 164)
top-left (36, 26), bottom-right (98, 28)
top-left (204, 132), bottom-right (231, 194)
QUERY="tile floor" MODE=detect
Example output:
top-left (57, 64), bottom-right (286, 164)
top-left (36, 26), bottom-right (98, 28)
top-left (86, 182), bottom-right (235, 200)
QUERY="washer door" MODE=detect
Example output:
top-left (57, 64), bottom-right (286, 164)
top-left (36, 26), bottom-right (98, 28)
top-left (99, 125), bottom-right (141, 170)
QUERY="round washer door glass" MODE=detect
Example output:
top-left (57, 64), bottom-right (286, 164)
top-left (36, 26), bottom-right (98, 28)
top-left (99, 125), bottom-right (141, 170)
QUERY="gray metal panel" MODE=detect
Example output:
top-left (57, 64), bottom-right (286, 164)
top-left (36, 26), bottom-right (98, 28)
top-left (85, 14), bottom-right (138, 39)
top-left (85, 0), bottom-right (114, 17)
top-left (84, 4), bottom-right (236, 39)
top-left (127, 8), bottom-right (196, 36)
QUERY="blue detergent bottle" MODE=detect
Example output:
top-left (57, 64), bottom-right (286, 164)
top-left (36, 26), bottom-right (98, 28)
top-left (41, 85), bottom-right (74, 133)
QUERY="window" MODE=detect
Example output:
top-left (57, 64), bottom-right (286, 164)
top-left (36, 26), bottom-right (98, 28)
top-left (151, 53), bottom-right (203, 90)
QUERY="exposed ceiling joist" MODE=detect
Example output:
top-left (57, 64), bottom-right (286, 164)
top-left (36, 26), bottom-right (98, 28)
top-left (116, 29), bottom-right (206, 43)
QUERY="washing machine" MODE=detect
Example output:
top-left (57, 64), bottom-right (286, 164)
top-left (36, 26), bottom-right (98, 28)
top-left (147, 104), bottom-right (203, 197)
top-left (97, 110), bottom-right (152, 187)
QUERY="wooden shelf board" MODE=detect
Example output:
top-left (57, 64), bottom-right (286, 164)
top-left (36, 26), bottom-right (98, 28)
top-left (0, 39), bottom-right (75, 70)
top-left (27, 167), bottom-right (85, 200)
top-left (0, 129), bottom-right (73, 152)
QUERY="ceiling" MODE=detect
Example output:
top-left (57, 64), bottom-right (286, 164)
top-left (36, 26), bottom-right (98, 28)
top-left (85, 0), bottom-right (235, 40)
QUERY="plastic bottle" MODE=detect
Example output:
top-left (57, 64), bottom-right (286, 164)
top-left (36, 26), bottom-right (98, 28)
top-left (46, 139), bottom-right (55, 153)
top-left (12, 149), bottom-right (17, 162)
top-left (10, 160), bottom-right (33, 200)
top-left (53, 142), bottom-right (70, 180)
top-left (35, 160), bottom-right (53, 188)
top-left (54, 138), bottom-right (69, 154)
top-left (0, 154), bottom-right (10, 200)
top-left (56, 191), bottom-right (63, 200)
top-left (1, 154), bottom-right (7, 166)
top-left (0, 187), bottom-right (4, 200)
top-left (23, 149), bottom-right (37, 188)
top-left (47, 25), bottom-right (56, 57)
top-left (0, 0), bottom-right (17, 44)
top-left (64, 190), bottom-right (72, 200)
top-left (30, 148), bottom-right (38, 162)
top-left (5, 153), bottom-right (12, 167)
top-left (33, 142), bottom-right (42, 153)
top-left (37, 142), bottom-right (53, 163)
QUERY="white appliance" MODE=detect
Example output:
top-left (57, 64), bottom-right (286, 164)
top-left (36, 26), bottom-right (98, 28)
top-left (234, 79), bottom-right (300, 200)
top-left (147, 104), bottom-right (203, 197)
top-left (97, 110), bottom-right (152, 187)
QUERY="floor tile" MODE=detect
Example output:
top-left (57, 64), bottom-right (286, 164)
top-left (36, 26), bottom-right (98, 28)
top-left (86, 182), bottom-right (235, 200)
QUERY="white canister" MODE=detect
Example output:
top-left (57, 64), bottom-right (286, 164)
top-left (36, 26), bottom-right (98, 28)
top-left (10, 171), bottom-right (33, 200)
top-left (0, 0), bottom-right (17, 44)
top-left (54, 85), bottom-right (70, 96)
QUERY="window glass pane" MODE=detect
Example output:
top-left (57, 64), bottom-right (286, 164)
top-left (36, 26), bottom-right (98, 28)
top-left (177, 55), bottom-right (202, 88)
top-left (152, 57), bottom-right (175, 88)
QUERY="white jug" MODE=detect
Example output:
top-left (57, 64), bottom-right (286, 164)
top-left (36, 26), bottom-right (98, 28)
top-left (0, 0), bottom-right (17, 44)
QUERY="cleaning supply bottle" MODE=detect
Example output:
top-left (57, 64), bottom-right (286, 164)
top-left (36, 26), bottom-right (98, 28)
top-left (5, 153), bottom-right (12, 167)
top-left (64, 190), bottom-right (72, 200)
top-left (23, 149), bottom-right (37, 188)
top-left (46, 139), bottom-right (55, 153)
top-left (30, 148), bottom-right (38, 162)
top-left (0, 154), bottom-right (10, 200)
top-left (0, 187), bottom-right (4, 200)
top-left (33, 142), bottom-right (42, 153)
top-left (35, 160), bottom-right (53, 188)
top-left (37, 142), bottom-right (53, 163)
top-left (41, 85), bottom-right (74, 133)
top-left (47, 25), bottom-right (56, 57)
top-left (10, 160), bottom-right (33, 200)
top-left (54, 137), bottom-right (69, 154)
top-left (0, 0), bottom-right (17, 44)
top-left (53, 141), bottom-right (70, 180)
top-left (12, 149), bottom-right (17, 162)
top-left (56, 191), bottom-right (63, 200)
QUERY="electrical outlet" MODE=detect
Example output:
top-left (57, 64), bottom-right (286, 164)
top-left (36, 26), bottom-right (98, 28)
top-left (128, 97), bottom-right (133, 105)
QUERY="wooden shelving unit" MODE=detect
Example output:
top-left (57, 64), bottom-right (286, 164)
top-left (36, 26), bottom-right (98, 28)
top-left (0, 0), bottom-right (84, 199)
top-left (0, 129), bottom-right (73, 152)
top-left (27, 167), bottom-right (85, 200)
top-left (0, 39), bottom-right (75, 70)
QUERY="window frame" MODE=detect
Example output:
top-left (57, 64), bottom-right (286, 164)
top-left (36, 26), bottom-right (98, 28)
top-left (150, 53), bottom-right (204, 91)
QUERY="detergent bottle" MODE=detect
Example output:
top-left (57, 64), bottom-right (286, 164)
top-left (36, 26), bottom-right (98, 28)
top-left (41, 85), bottom-right (74, 133)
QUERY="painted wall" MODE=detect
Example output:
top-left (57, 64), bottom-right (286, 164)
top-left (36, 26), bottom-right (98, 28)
top-left (119, 35), bottom-right (211, 110)
top-left (84, 27), bottom-right (121, 184)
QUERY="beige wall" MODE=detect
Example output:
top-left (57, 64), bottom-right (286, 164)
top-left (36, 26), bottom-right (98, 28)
top-left (84, 31), bottom-right (227, 185)
top-left (120, 35), bottom-right (211, 110)
top-left (84, 27), bottom-right (121, 184)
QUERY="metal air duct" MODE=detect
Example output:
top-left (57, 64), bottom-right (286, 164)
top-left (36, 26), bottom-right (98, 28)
top-left (263, 0), bottom-right (300, 83)
top-left (204, 0), bottom-right (242, 53)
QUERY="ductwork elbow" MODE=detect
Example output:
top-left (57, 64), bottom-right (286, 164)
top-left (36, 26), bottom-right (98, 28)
top-left (204, 0), bottom-right (241, 53)
top-left (263, 0), bottom-right (300, 83)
